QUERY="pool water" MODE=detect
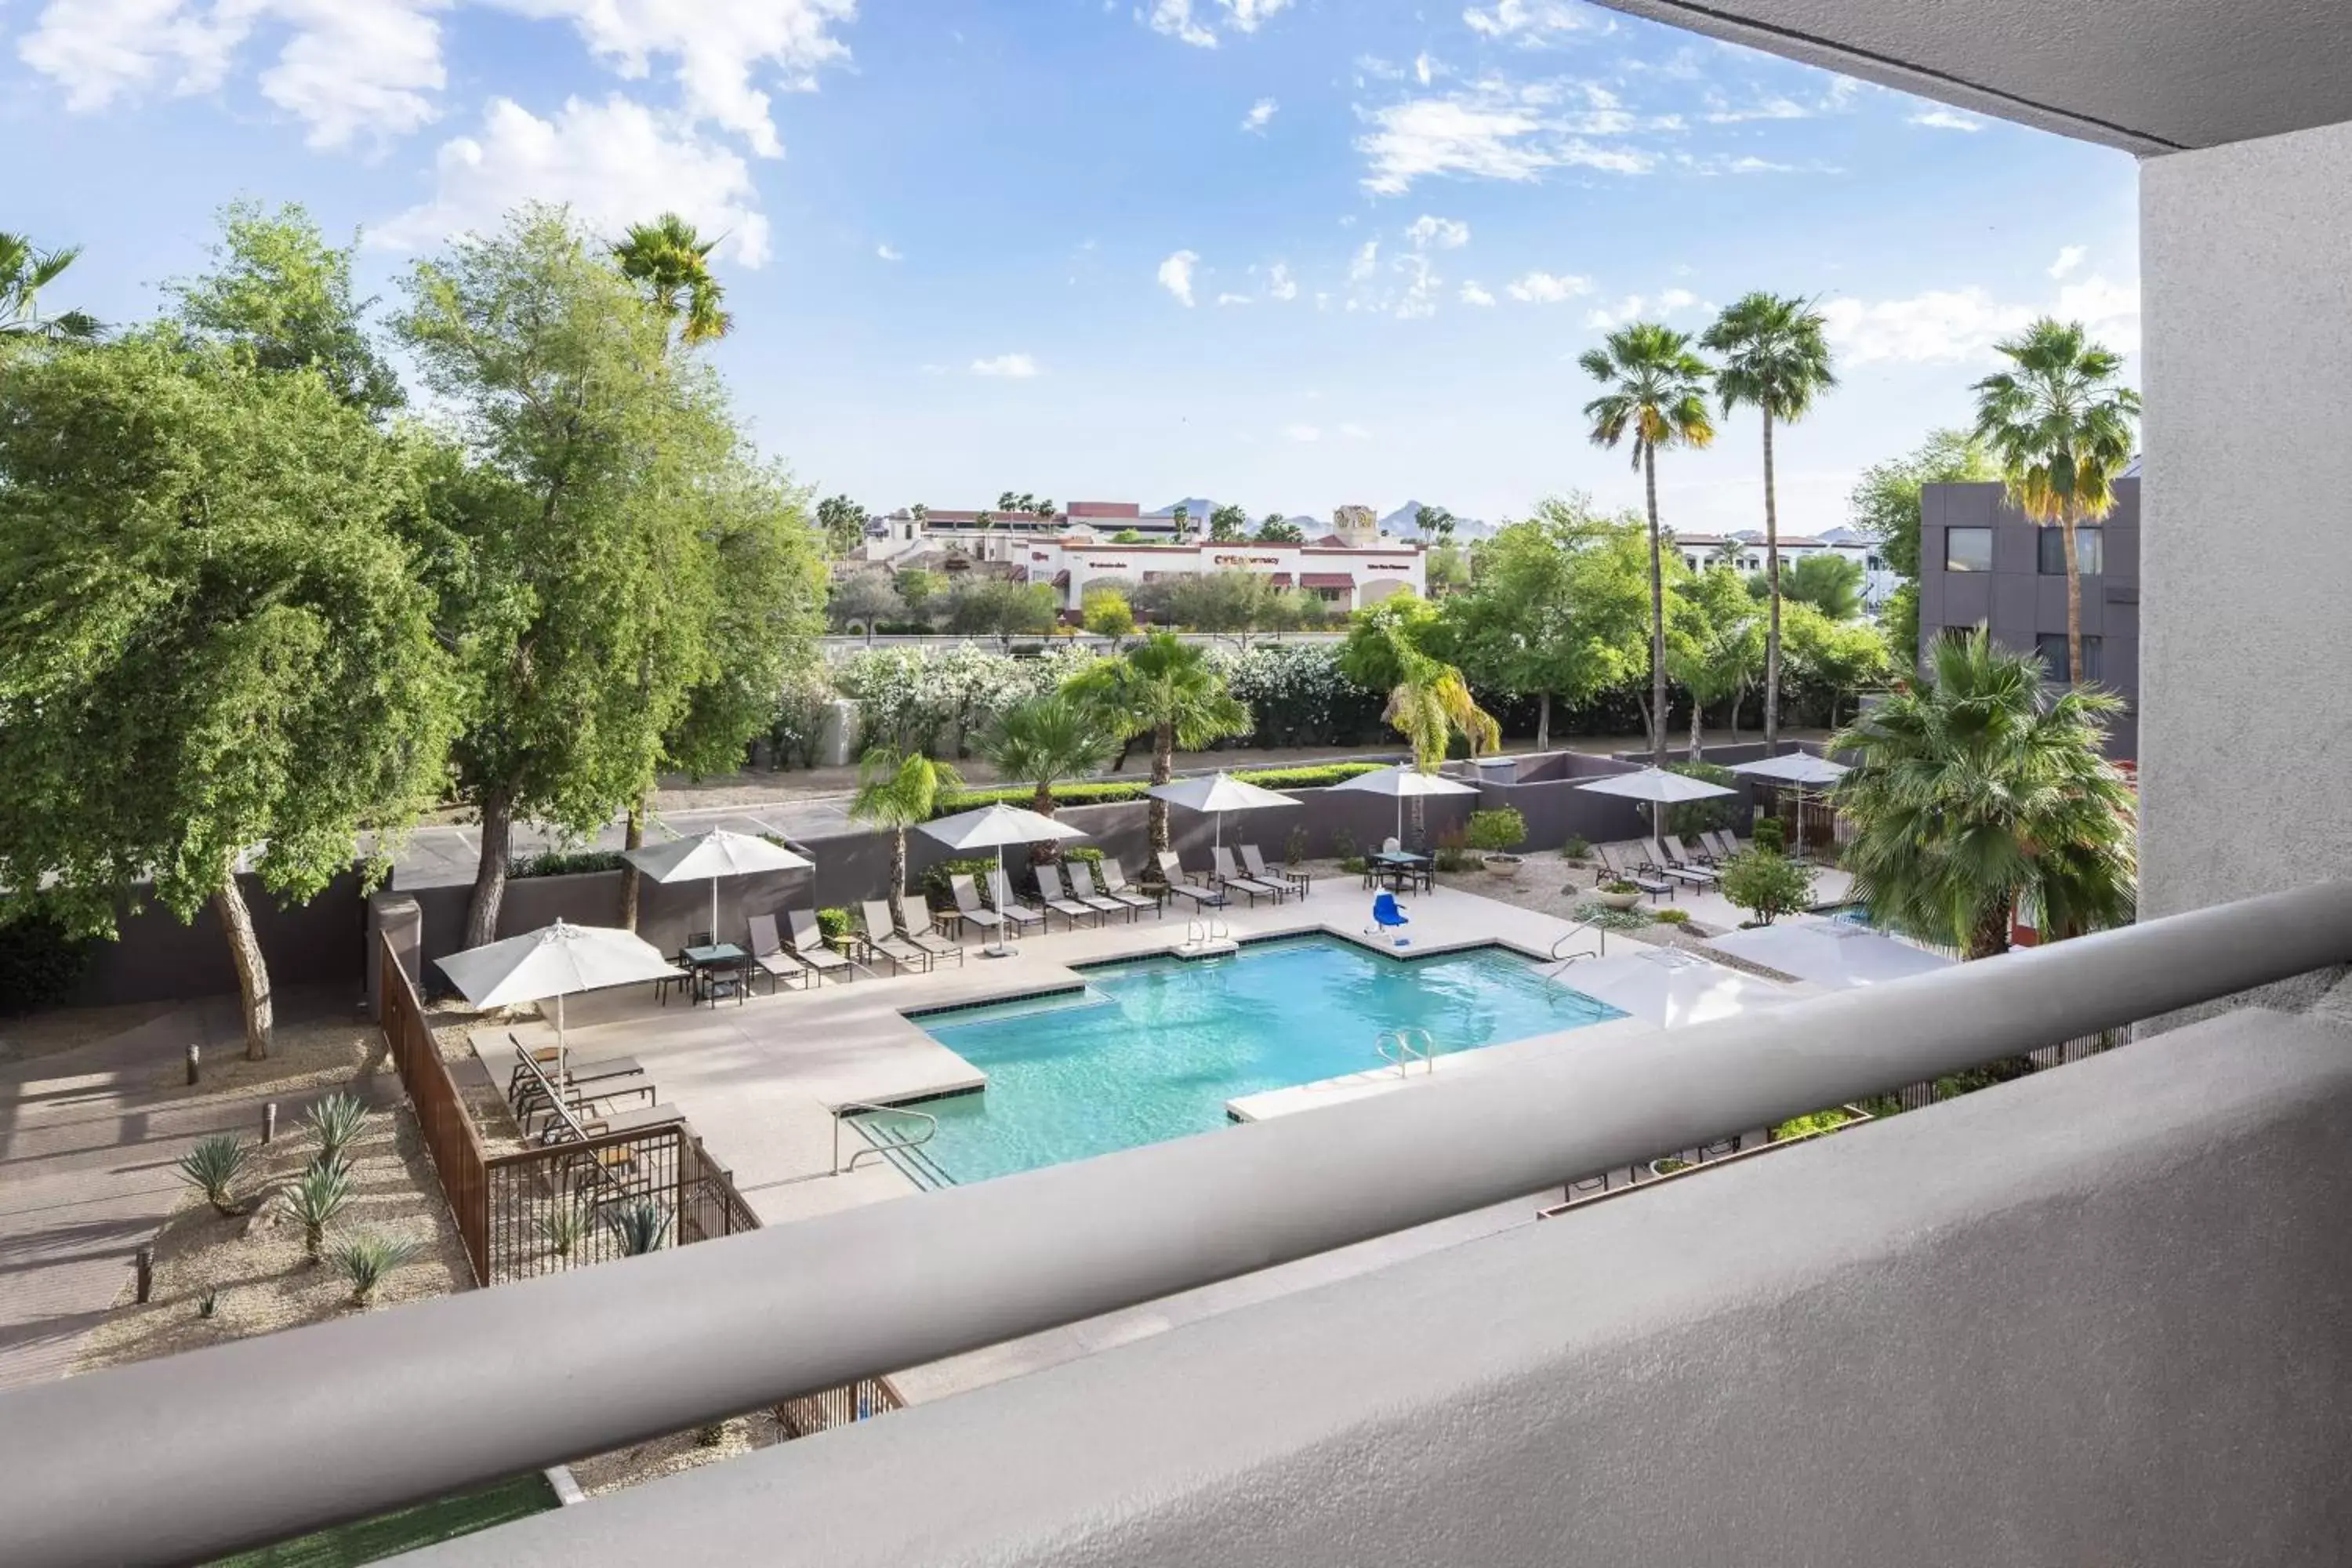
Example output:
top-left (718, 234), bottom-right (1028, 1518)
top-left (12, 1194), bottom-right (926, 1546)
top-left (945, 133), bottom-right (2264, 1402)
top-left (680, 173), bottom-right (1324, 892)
top-left (872, 935), bottom-right (1623, 1185)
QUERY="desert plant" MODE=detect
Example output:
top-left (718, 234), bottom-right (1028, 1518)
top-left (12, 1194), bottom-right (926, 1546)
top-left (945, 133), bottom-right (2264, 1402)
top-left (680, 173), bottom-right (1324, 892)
top-left (176, 1134), bottom-right (249, 1216)
top-left (195, 1287), bottom-right (220, 1319)
top-left (303, 1091), bottom-right (370, 1171)
top-left (539, 1204), bottom-right (592, 1260)
top-left (1284, 826), bottom-right (1308, 867)
top-left (1465, 808), bottom-right (1527, 854)
top-left (1570, 902), bottom-right (1651, 931)
top-left (331, 1230), bottom-right (421, 1303)
top-left (607, 1200), bottom-right (673, 1256)
top-left (1653, 907), bottom-right (1692, 926)
top-left (1432, 826), bottom-right (1481, 873)
top-left (1602, 880), bottom-right (1640, 895)
top-left (1561, 835), bottom-right (1593, 862)
top-left (279, 1163), bottom-right (354, 1261)
top-left (1719, 848), bottom-right (1816, 926)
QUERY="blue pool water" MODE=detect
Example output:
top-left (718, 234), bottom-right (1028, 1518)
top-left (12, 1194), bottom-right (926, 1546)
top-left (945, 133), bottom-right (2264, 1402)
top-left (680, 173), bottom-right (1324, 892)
top-left (870, 935), bottom-right (1623, 1185)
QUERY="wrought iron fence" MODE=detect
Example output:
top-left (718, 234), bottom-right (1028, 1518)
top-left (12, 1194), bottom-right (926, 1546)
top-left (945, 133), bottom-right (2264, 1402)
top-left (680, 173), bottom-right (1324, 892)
top-left (775, 1377), bottom-right (907, 1438)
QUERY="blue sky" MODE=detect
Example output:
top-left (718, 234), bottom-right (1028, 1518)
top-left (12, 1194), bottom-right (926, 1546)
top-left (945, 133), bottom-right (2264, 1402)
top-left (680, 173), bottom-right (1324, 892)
top-left (7, 0), bottom-right (2140, 532)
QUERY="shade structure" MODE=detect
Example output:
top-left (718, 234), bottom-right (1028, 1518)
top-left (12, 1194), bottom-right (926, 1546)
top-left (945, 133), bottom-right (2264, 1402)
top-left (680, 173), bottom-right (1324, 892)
top-left (623, 828), bottom-right (814, 939)
top-left (1145, 771), bottom-right (1299, 853)
top-left (919, 804), bottom-right (1088, 956)
top-left (1705, 916), bottom-right (1952, 991)
top-left (1573, 765), bottom-right (1739, 848)
top-left (434, 920), bottom-right (681, 1076)
top-left (1323, 764), bottom-right (1480, 846)
top-left (1727, 752), bottom-right (1851, 787)
top-left (1561, 946), bottom-right (1796, 1030)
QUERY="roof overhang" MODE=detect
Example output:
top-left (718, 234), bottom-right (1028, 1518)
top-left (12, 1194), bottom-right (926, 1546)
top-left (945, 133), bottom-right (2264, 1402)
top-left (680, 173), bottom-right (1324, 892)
top-left (1590, 0), bottom-right (2352, 154)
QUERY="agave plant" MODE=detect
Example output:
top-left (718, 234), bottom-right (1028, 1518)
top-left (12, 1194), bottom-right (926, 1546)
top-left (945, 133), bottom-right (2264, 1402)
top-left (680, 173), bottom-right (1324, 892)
top-left (330, 1231), bottom-right (421, 1305)
top-left (177, 1135), bottom-right (249, 1216)
top-left (279, 1163), bottom-right (354, 1261)
top-left (538, 1204), bottom-right (591, 1261)
top-left (195, 1287), bottom-right (220, 1320)
top-left (304, 1092), bottom-right (371, 1172)
top-left (606, 1200), bottom-right (673, 1257)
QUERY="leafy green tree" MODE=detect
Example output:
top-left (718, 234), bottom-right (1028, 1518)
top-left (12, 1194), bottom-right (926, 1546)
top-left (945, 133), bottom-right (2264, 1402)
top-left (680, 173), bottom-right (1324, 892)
top-left (1719, 848), bottom-right (1815, 926)
top-left (0, 231), bottom-right (100, 343)
top-left (1110, 528), bottom-right (1145, 544)
top-left (979, 694), bottom-right (1120, 860)
top-left (849, 750), bottom-right (964, 928)
top-left (1208, 503), bottom-right (1250, 542)
top-left (896, 568), bottom-right (943, 622)
top-left (1668, 565), bottom-right (1764, 758)
top-left (817, 493), bottom-right (869, 556)
top-left (1702, 292), bottom-right (1837, 757)
top-left (831, 571), bottom-right (906, 637)
top-left (611, 212), bottom-right (731, 349)
top-left (1167, 570), bottom-right (1279, 647)
top-left (945, 577), bottom-right (1058, 648)
top-left (1444, 500), bottom-right (1648, 749)
top-left (1781, 602), bottom-right (1891, 726)
top-left (1256, 514), bottom-right (1304, 543)
top-left (1973, 318), bottom-right (2140, 685)
top-left (1849, 429), bottom-right (1996, 669)
top-left (1368, 622), bottom-right (1499, 842)
top-left (1425, 540), bottom-right (1471, 597)
top-left (1082, 586), bottom-right (1137, 642)
top-left (1779, 554), bottom-right (1865, 620)
top-left (1580, 322), bottom-right (1717, 766)
top-left (1832, 629), bottom-right (2135, 957)
top-left (0, 338), bottom-right (460, 1056)
top-left (165, 201), bottom-right (402, 418)
top-left (1065, 633), bottom-right (1250, 853)
top-left (1338, 592), bottom-right (1451, 695)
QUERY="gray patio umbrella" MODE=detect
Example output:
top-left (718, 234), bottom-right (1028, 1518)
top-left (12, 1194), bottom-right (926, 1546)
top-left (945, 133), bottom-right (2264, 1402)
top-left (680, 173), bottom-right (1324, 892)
top-left (1323, 764), bottom-right (1480, 847)
top-left (1145, 771), bottom-right (1299, 854)
top-left (622, 827), bottom-right (814, 941)
top-left (920, 803), bottom-right (1087, 956)
top-left (1573, 765), bottom-right (1738, 848)
top-left (1729, 752), bottom-right (1850, 850)
top-left (434, 920), bottom-right (681, 1079)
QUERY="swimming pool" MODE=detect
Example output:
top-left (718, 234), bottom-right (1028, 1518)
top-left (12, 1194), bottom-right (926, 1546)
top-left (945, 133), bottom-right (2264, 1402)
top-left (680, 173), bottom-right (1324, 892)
top-left (863, 935), bottom-right (1624, 1186)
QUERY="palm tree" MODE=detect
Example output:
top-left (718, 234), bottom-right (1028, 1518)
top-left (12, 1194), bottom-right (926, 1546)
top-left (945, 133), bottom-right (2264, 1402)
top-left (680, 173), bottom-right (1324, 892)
top-left (850, 749), bottom-right (965, 929)
top-left (1701, 292), bottom-right (1837, 757)
top-left (1831, 629), bottom-right (2136, 960)
top-left (0, 233), bottom-right (100, 342)
top-left (1170, 503), bottom-right (1192, 544)
top-left (1378, 630), bottom-right (1500, 843)
top-left (979, 693), bottom-right (1120, 862)
top-left (1972, 318), bottom-right (2140, 686)
top-left (611, 213), bottom-right (731, 350)
top-left (1065, 633), bottom-right (1249, 854)
top-left (1580, 323), bottom-right (1717, 765)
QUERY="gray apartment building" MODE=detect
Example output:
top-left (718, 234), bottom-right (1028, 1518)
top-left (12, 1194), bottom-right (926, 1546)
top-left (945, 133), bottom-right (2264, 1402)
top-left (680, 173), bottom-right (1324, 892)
top-left (1918, 470), bottom-right (2140, 760)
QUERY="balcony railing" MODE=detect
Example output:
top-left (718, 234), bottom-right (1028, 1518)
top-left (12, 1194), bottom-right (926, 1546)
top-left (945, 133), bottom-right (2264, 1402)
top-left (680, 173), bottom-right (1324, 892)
top-left (3, 880), bottom-right (2349, 1566)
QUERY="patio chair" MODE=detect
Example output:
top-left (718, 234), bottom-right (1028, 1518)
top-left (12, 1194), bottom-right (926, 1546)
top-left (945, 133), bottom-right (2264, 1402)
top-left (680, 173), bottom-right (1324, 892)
top-left (1595, 844), bottom-right (1674, 902)
top-left (1032, 863), bottom-right (1103, 930)
top-left (1702, 828), bottom-right (1740, 860)
top-left (746, 913), bottom-right (810, 995)
top-left (988, 870), bottom-right (1049, 935)
top-left (1066, 859), bottom-right (1143, 921)
top-left (1085, 859), bottom-right (1158, 918)
top-left (858, 900), bottom-right (936, 974)
top-left (1645, 838), bottom-right (1717, 887)
top-left (1156, 851), bottom-right (1224, 912)
top-left (697, 954), bottom-right (750, 1007)
top-left (1242, 844), bottom-right (1310, 897)
top-left (785, 908), bottom-right (855, 982)
top-left (949, 874), bottom-right (1006, 935)
top-left (506, 1047), bottom-right (659, 1138)
top-left (899, 901), bottom-right (968, 967)
top-left (1664, 834), bottom-right (1720, 871)
top-left (1370, 890), bottom-right (1410, 946)
top-left (1212, 845), bottom-right (1289, 906)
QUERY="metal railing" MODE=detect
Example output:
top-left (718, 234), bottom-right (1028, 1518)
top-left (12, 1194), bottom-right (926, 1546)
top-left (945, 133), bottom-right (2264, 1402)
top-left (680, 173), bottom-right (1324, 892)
top-left (834, 1101), bottom-right (941, 1176)
top-left (1375, 1027), bottom-right (1439, 1077)
top-left (8, 881), bottom-right (2351, 1567)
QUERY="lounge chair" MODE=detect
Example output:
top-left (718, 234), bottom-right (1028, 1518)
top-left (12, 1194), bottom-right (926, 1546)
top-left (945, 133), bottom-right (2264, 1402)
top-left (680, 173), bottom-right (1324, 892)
top-left (989, 870), bottom-right (1049, 935)
top-left (1648, 837), bottom-right (1717, 885)
top-left (1084, 860), bottom-right (1158, 918)
top-left (1595, 845), bottom-right (1674, 902)
top-left (1212, 845), bottom-right (1288, 906)
top-left (785, 909), bottom-right (854, 982)
top-left (1665, 833), bottom-right (1718, 869)
top-left (1065, 860), bottom-right (1142, 921)
top-left (506, 1047), bottom-right (658, 1137)
top-left (1156, 851), bottom-right (1224, 911)
top-left (1242, 844), bottom-right (1309, 897)
top-left (1032, 863), bottom-right (1103, 930)
top-left (746, 913), bottom-right (810, 994)
top-left (1707, 828), bottom-right (1744, 860)
top-left (1096, 860), bottom-right (1162, 921)
top-left (949, 874), bottom-right (1005, 935)
top-left (858, 900), bottom-right (935, 974)
top-left (900, 901), bottom-right (967, 966)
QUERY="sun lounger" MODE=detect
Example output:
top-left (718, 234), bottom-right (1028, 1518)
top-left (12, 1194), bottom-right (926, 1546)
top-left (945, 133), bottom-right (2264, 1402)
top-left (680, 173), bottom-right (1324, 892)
top-left (1080, 859), bottom-right (1156, 918)
top-left (1156, 851), bottom-right (1225, 911)
top-left (1031, 863), bottom-right (1103, 929)
top-left (505, 1047), bottom-right (658, 1136)
top-left (900, 901), bottom-right (967, 966)
top-left (989, 870), bottom-right (1048, 935)
top-left (1665, 833), bottom-right (1718, 869)
top-left (1645, 838), bottom-right (1716, 887)
top-left (950, 874), bottom-right (1005, 934)
top-left (1212, 845), bottom-right (1288, 906)
top-left (785, 909), bottom-right (854, 982)
top-left (1242, 844), bottom-right (1309, 896)
top-left (1595, 844), bottom-right (1674, 902)
top-left (858, 900), bottom-right (936, 973)
top-left (1065, 860), bottom-right (1141, 921)
top-left (506, 1035), bottom-right (645, 1100)
top-left (745, 913), bottom-right (811, 994)
top-left (1708, 828), bottom-right (1745, 860)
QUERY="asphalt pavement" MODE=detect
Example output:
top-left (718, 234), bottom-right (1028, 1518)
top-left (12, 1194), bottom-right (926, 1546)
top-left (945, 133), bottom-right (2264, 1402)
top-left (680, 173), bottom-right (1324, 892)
top-left (392, 797), bottom-right (858, 888)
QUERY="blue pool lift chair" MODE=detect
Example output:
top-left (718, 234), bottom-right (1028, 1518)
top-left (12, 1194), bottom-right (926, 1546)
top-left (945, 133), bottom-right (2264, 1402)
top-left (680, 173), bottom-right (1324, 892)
top-left (1370, 891), bottom-right (1410, 947)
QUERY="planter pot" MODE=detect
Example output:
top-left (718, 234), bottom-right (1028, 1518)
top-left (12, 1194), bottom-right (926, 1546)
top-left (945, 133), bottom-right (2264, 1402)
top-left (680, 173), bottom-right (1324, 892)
top-left (1594, 890), bottom-right (1642, 911)
top-left (1486, 854), bottom-right (1523, 875)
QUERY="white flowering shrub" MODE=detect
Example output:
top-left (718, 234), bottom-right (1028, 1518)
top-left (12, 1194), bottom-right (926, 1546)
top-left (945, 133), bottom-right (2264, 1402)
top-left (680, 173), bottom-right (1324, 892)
top-left (1217, 644), bottom-right (1385, 747)
top-left (833, 643), bottom-right (1105, 757)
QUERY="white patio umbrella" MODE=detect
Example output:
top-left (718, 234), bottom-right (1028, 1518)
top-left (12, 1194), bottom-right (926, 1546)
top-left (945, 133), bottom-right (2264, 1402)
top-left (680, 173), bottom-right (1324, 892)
top-left (1573, 765), bottom-right (1738, 848)
top-left (622, 827), bottom-right (813, 942)
top-left (1729, 752), bottom-right (1850, 854)
top-left (434, 920), bottom-right (681, 1078)
top-left (1145, 771), bottom-right (1299, 855)
top-left (1561, 946), bottom-right (1797, 1029)
top-left (919, 803), bottom-right (1087, 956)
top-left (1323, 764), bottom-right (1480, 847)
top-left (1707, 916), bottom-right (1951, 991)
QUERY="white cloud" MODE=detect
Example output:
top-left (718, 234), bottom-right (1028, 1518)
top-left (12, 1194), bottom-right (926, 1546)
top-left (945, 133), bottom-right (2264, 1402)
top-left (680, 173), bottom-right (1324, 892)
top-left (1657, 286), bottom-right (1699, 312)
top-left (1702, 93), bottom-right (1809, 125)
top-left (1820, 274), bottom-right (2140, 365)
top-left (1461, 0), bottom-right (1595, 43)
top-left (1413, 49), bottom-right (1437, 85)
top-left (1505, 270), bottom-right (1592, 303)
top-left (1286, 423), bottom-right (1322, 442)
top-left (877, 242), bottom-right (903, 262)
top-left (1265, 261), bottom-right (1298, 301)
top-left (1909, 107), bottom-right (1984, 132)
top-left (1143, 0), bottom-right (1290, 49)
top-left (1241, 96), bottom-right (1278, 132)
top-left (1392, 252), bottom-right (1441, 319)
top-left (1459, 281), bottom-right (1497, 306)
top-left (1406, 213), bottom-right (1470, 249)
top-left (1339, 422), bottom-right (1371, 440)
top-left (375, 94), bottom-right (772, 265)
top-left (971, 353), bottom-right (1040, 378)
top-left (1215, 291), bottom-right (1252, 306)
top-left (2049, 245), bottom-right (2087, 279)
top-left (1348, 240), bottom-right (1380, 281)
top-left (1356, 78), bottom-right (1661, 195)
top-left (1157, 249), bottom-right (1200, 307)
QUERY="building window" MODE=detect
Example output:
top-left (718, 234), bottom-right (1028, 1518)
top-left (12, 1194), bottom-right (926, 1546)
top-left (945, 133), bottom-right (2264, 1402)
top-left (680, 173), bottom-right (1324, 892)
top-left (1866, 555), bottom-right (1882, 572)
top-left (1684, 555), bottom-right (1699, 572)
top-left (2038, 527), bottom-right (2104, 575)
top-left (1944, 527), bottom-right (1993, 572)
top-left (2034, 633), bottom-right (2103, 681)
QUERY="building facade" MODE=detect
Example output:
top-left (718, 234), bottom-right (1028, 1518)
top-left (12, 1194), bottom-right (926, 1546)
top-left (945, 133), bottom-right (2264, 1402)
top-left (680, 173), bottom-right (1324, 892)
top-left (1917, 474), bottom-right (2140, 760)
top-left (1671, 527), bottom-right (1904, 611)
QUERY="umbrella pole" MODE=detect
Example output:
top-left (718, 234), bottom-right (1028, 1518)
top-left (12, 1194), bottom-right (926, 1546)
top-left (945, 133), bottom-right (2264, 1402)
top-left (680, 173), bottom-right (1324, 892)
top-left (555, 991), bottom-right (565, 1086)
top-left (711, 878), bottom-right (720, 944)
top-left (991, 844), bottom-right (1013, 958)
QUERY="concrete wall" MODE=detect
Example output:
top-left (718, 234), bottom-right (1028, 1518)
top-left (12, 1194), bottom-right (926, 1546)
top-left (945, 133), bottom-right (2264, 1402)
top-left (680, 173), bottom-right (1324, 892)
top-left (2142, 120), bottom-right (2352, 923)
top-left (65, 869), bottom-right (368, 1007)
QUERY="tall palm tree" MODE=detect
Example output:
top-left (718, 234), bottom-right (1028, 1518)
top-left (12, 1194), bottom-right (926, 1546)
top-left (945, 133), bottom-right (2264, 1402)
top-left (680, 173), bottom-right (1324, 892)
top-left (1701, 292), bottom-right (1837, 756)
top-left (1379, 630), bottom-right (1500, 843)
top-left (0, 233), bottom-right (100, 342)
top-left (850, 749), bottom-right (965, 929)
top-left (1831, 629), bottom-right (2136, 960)
top-left (1972, 318), bottom-right (2140, 686)
top-left (1580, 323), bottom-right (1717, 766)
top-left (979, 693), bottom-right (1120, 862)
top-left (1065, 633), bottom-right (1249, 854)
top-left (611, 213), bottom-right (731, 350)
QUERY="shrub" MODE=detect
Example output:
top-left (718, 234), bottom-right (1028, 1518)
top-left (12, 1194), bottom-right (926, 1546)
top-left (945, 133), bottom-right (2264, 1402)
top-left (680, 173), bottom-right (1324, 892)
top-left (303, 1092), bottom-right (370, 1172)
top-left (1602, 880), bottom-right (1640, 895)
top-left (1560, 835), bottom-right (1592, 862)
top-left (1664, 761), bottom-right (1741, 835)
top-left (0, 906), bottom-right (96, 1014)
top-left (280, 1163), bottom-right (354, 1261)
top-left (1331, 830), bottom-right (1359, 866)
top-left (512, 848), bottom-right (627, 880)
top-left (1465, 808), bottom-right (1526, 854)
top-left (177, 1135), bottom-right (249, 1216)
top-left (1338, 856), bottom-right (1368, 875)
top-left (930, 761), bottom-right (1391, 819)
top-left (768, 673), bottom-right (837, 771)
top-left (1432, 826), bottom-right (1482, 874)
top-left (1772, 1108), bottom-right (1854, 1141)
top-left (608, 1200), bottom-right (673, 1256)
top-left (1653, 907), bottom-right (1692, 926)
top-left (920, 856), bottom-right (1002, 909)
top-left (1753, 817), bottom-right (1786, 855)
top-left (1570, 902), bottom-right (1651, 931)
top-left (1719, 848), bottom-right (1816, 926)
top-left (815, 907), bottom-right (854, 942)
top-left (331, 1231), bottom-right (421, 1304)
top-left (1284, 826), bottom-right (1308, 867)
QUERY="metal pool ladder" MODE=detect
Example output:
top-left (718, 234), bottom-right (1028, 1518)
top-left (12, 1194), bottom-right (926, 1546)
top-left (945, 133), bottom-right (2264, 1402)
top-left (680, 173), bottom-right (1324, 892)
top-left (1543, 924), bottom-right (1607, 981)
top-left (1185, 916), bottom-right (1232, 946)
top-left (1376, 1027), bottom-right (1439, 1078)
top-left (833, 1101), bottom-right (941, 1177)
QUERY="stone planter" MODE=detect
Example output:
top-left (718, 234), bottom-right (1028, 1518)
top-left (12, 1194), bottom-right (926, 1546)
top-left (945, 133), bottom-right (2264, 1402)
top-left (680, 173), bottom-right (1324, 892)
top-left (1593, 889), bottom-right (1642, 911)
top-left (1486, 854), bottom-right (1523, 876)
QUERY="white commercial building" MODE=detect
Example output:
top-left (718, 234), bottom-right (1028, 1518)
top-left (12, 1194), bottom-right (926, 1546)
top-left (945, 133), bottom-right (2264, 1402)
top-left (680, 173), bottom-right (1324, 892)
top-left (1671, 526), bottom-right (1902, 611)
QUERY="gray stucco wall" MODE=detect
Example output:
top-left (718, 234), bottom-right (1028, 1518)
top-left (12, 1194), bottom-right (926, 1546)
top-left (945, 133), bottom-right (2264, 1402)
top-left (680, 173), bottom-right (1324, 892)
top-left (2141, 119), bottom-right (2352, 920)
top-left (59, 870), bottom-right (368, 1008)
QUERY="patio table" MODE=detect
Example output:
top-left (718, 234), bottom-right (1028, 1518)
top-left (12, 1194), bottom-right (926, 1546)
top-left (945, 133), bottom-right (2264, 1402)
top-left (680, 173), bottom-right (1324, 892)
top-left (1368, 851), bottom-right (1434, 895)
top-left (682, 944), bottom-right (748, 1006)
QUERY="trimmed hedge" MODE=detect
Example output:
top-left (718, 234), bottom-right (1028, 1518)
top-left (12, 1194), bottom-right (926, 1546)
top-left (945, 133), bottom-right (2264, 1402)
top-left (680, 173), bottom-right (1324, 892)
top-left (920, 847), bottom-right (1105, 909)
top-left (512, 849), bottom-right (629, 880)
top-left (929, 761), bottom-right (1393, 819)
top-left (0, 908), bottom-right (96, 1014)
